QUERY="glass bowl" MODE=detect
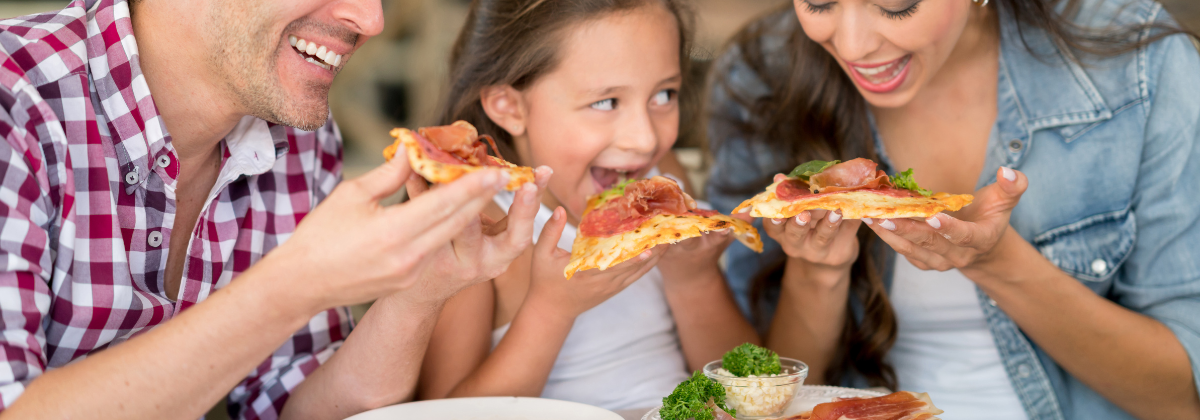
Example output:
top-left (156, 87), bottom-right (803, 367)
top-left (702, 357), bottom-right (809, 419)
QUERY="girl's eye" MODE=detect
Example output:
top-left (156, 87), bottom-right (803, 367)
top-left (802, 1), bottom-right (834, 14)
top-left (651, 89), bottom-right (676, 106)
top-left (882, 1), bottom-right (921, 19)
top-left (591, 98), bottom-right (616, 111)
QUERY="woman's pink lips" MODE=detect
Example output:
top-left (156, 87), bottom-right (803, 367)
top-left (845, 56), bottom-right (911, 94)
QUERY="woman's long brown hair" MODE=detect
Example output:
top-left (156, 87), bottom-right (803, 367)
top-left (435, 0), bottom-right (695, 164)
top-left (709, 0), bottom-right (1195, 390)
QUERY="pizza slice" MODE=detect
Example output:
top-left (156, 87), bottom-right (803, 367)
top-left (565, 176), bottom-right (763, 280)
top-left (383, 120), bottom-right (534, 191)
top-left (733, 158), bottom-right (973, 220)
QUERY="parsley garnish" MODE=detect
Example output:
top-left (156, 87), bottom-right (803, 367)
top-left (890, 168), bottom-right (932, 197)
top-left (722, 343), bottom-right (781, 377)
top-left (661, 371), bottom-right (734, 420)
top-left (595, 178), bottom-right (636, 205)
top-left (787, 160), bottom-right (841, 180)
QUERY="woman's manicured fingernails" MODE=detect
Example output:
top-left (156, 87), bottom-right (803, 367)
top-left (738, 206), bottom-right (751, 214)
top-left (771, 218), bottom-right (783, 225)
top-left (863, 218), bottom-right (874, 225)
top-left (926, 215), bottom-right (942, 229)
top-left (828, 211), bottom-right (842, 223)
top-left (879, 219), bottom-right (896, 231)
top-left (1001, 166), bottom-right (1016, 182)
top-left (794, 215), bottom-right (806, 226)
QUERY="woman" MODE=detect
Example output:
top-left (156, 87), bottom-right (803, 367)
top-left (705, 0), bottom-right (1200, 419)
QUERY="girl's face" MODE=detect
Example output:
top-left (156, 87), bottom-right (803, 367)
top-left (793, 0), bottom-right (974, 108)
top-left (511, 5), bottom-right (682, 221)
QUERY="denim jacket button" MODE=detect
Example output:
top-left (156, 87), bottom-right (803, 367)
top-left (1017, 364), bottom-right (1032, 378)
top-left (1090, 259), bottom-right (1108, 275)
top-left (1008, 139), bottom-right (1024, 152)
top-left (988, 298), bottom-right (998, 307)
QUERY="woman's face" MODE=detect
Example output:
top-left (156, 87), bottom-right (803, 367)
top-left (793, 0), bottom-right (974, 108)
top-left (513, 6), bottom-right (682, 221)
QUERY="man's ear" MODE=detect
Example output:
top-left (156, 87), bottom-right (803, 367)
top-left (480, 85), bottom-right (527, 137)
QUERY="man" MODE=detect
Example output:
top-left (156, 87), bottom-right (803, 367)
top-left (0, 0), bottom-right (549, 418)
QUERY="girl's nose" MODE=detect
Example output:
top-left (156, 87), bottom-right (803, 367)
top-left (614, 108), bottom-right (659, 155)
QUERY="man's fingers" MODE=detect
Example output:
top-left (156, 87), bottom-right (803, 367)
top-left (390, 170), bottom-right (506, 251)
top-left (405, 173), bottom-right (429, 199)
top-left (352, 152), bottom-right (415, 201)
top-left (499, 182), bottom-right (541, 248)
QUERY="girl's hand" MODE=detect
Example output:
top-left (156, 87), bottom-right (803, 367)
top-left (762, 176), bottom-right (862, 272)
top-left (525, 207), bottom-right (663, 319)
top-left (657, 222), bottom-right (736, 282)
top-left (864, 167), bottom-right (1028, 274)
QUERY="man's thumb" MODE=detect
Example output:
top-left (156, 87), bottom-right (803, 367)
top-left (354, 150), bottom-right (414, 201)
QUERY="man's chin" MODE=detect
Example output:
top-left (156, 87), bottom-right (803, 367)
top-left (258, 100), bottom-right (330, 131)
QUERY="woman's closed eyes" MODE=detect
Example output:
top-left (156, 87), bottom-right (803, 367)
top-left (800, 0), bottom-right (923, 20)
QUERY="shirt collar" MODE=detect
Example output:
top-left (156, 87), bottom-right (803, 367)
top-left (996, 2), bottom-right (1113, 134)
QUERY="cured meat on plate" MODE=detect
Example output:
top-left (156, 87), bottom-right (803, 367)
top-left (781, 391), bottom-right (944, 420)
top-left (566, 176), bottom-right (762, 279)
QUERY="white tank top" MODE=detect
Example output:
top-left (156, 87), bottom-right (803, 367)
top-left (887, 256), bottom-right (1029, 420)
top-left (490, 170), bottom-right (689, 410)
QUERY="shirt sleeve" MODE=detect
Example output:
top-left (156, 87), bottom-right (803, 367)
top-left (1113, 32), bottom-right (1200, 399)
top-left (226, 120), bottom-right (352, 419)
top-left (0, 85), bottom-right (56, 410)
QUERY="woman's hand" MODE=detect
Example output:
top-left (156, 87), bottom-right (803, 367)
top-left (864, 167), bottom-right (1028, 275)
top-left (762, 176), bottom-right (862, 274)
top-left (524, 207), bottom-right (663, 319)
top-left (657, 222), bottom-right (736, 283)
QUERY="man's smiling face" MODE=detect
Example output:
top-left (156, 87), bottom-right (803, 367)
top-left (202, 0), bottom-right (383, 130)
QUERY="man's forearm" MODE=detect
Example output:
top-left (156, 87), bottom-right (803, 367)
top-left (281, 294), bottom-right (445, 420)
top-left (3, 260), bottom-right (316, 420)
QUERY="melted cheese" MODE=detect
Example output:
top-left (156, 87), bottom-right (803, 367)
top-left (384, 127), bottom-right (534, 191)
top-left (733, 179), bottom-right (973, 220)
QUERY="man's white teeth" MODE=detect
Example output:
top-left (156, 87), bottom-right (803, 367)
top-left (288, 35), bottom-right (344, 69)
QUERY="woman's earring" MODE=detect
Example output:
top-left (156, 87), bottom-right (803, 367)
top-left (972, 0), bottom-right (989, 6)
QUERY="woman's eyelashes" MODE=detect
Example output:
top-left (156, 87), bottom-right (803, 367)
top-left (591, 98), bottom-right (616, 111)
top-left (800, 0), bottom-right (922, 19)
top-left (881, 0), bottom-right (921, 20)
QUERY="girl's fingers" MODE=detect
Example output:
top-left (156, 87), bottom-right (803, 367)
top-left (534, 207), bottom-right (568, 259)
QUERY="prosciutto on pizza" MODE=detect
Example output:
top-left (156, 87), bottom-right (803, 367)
top-left (383, 120), bottom-right (534, 191)
top-left (783, 391), bottom-right (944, 420)
top-left (733, 158), bottom-right (973, 220)
top-left (565, 176), bottom-right (763, 280)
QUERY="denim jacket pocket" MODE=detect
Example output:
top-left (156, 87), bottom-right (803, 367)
top-left (1033, 207), bottom-right (1136, 284)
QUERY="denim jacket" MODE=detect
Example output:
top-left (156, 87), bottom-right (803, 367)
top-left (705, 1), bottom-right (1200, 419)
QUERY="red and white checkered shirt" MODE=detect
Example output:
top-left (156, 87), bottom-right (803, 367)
top-left (0, 0), bottom-right (352, 418)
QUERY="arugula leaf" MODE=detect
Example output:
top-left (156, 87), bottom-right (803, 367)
top-left (660, 371), bottom-right (734, 420)
top-left (722, 343), bottom-right (781, 377)
top-left (787, 160), bottom-right (841, 180)
top-left (890, 168), bottom-right (932, 197)
top-left (595, 178), bottom-right (636, 205)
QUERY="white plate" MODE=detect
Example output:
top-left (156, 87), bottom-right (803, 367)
top-left (640, 385), bottom-right (885, 420)
top-left (346, 396), bottom-right (623, 420)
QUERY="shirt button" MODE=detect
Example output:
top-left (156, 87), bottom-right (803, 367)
top-left (124, 170), bottom-right (139, 185)
top-left (1008, 139), bottom-right (1024, 152)
top-left (1091, 259), bottom-right (1108, 275)
top-left (147, 231), bottom-right (163, 247)
top-left (1017, 364), bottom-right (1032, 378)
top-left (156, 155), bottom-right (171, 168)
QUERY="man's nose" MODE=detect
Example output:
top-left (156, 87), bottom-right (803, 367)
top-left (332, 0), bottom-right (384, 38)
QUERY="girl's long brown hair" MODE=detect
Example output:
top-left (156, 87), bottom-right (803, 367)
top-left (710, 0), bottom-right (1195, 390)
top-left (435, 0), bottom-right (695, 164)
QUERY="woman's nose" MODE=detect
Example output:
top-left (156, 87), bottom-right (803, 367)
top-left (830, 7), bottom-right (883, 63)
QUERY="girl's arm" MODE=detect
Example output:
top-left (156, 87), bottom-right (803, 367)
top-left (419, 207), bottom-right (663, 398)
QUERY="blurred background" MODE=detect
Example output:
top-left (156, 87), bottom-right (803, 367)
top-left (0, 0), bottom-right (1196, 417)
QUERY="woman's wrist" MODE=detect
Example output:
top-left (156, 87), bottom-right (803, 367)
top-left (783, 256), bottom-right (853, 292)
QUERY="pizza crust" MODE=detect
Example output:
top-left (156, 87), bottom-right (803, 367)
top-left (383, 127), bottom-right (534, 191)
top-left (732, 179), bottom-right (973, 220)
top-left (564, 212), bottom-right (763, 280)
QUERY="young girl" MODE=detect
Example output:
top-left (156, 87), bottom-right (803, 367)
top-left (416, 0), bottom-right (758, 411)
